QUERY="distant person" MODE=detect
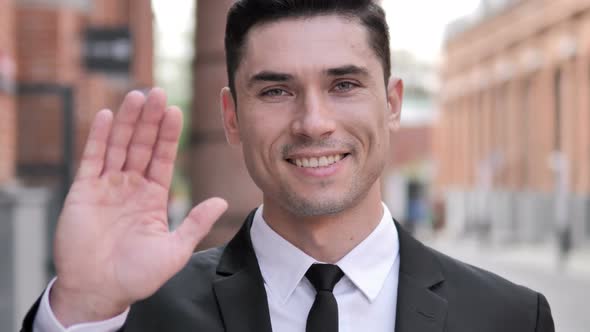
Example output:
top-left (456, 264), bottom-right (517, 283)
top-left (22, 1), bottom-right (554, 331)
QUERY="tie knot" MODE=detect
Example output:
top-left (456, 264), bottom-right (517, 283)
top-left (305, 264), bottom-right (344, 292)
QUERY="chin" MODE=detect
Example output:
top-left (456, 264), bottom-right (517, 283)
top-left (280, 192), bottom-right (358, 218)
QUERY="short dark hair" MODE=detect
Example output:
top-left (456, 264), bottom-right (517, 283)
top-left (224, 0), bottom-right (391, 101)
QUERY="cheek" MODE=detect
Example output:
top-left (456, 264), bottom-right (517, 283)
top-left (338, 101), bottom-right (389, 143)
top-left (239, 112), bottom-right (289, 163)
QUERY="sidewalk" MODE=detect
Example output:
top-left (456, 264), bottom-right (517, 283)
top-left (420, 232), bottom-right (590, 281)
top-left (417, 230), bottom-right (590, 332)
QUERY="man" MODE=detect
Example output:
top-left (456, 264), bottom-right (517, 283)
top-left (22, 0), bottom-right (555, 331)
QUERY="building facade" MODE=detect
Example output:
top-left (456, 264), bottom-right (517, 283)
top-left (15, 0), bottom-right (153, 186)
top-left (0, 1), bottom-right (154, 329)
top-left (437, 0), bottom-right (590, 247)
top-left (0, 0), bottom-right (17, 185)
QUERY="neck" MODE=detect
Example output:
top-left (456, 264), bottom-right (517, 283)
top-left (262, 183), bottom-right (384, 263)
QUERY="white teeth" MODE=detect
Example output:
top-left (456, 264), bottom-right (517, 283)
top-left (291, 154), bottom-right (345, 168)
top-left (309, 158), bottom-right (319, 167)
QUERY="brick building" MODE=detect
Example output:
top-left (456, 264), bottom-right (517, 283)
top-left (0, 0), bottom-right (153, 187)
top-left (0, 0), bottom-right (17, 184)
top-left (436, 0), bottom-right (590, 247)
top-left (14, 0), bottom-right (153, 187)
top-left (0, 1), bottom-right (153, 328)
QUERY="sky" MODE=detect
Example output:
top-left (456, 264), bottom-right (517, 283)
top-left (152, 0), bottom-right (195, 59)
top-left (152, 0), bottom-right (481, 63)
top-left (382, 0), bottom-right (481, 62)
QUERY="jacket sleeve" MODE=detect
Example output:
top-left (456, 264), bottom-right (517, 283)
top-left (535, 293), bottom-right (555, 332)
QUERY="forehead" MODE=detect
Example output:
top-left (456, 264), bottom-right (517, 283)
top-left (238, 15), bottom-right (381, 79)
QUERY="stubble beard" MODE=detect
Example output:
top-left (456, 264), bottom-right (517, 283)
top-left (276, 163), bottom-right (382, 218)
top-left (280, 180), bottom-right (362, 217)
top-left (260, 138), bottom-right (385, 218)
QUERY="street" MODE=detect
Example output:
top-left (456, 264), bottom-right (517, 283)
top-left (423, 236), bottom-right (590, 332)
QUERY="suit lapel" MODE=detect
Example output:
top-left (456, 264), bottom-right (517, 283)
top-left (211, 213), bottom-right (449, 332)
top-left (394, 221), bottom-right (448, 332)
top-left (213, 211), bottom-right (273, 332)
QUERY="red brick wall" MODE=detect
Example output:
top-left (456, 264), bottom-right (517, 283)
top-left (15, 6), bottom-right (83, 178)
top-left (0, 95), bottom-right (16, 184)
top-left (17, 6), bottom-right (82, 84)
top-left (12, 0), bottom-right (153, 180)
top-left (0, 0), bottom-right (16, 184)
top-left (75, 0), bottom-right (154, 161)
top-left (0, 0), bottom-right (15, 49)
top-left (17, 95), bottom-right (64, 166)
top-left (88, 0), bottom-right (129, 26)
top-left (437, 1), bottom-right (590, 195)
top-left (129, 0), bottom-right (154, 88)
top-left (86, 0), bottom-right (153, 87)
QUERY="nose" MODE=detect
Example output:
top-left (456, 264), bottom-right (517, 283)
top-left (290, 91), bottom-right (336, 140)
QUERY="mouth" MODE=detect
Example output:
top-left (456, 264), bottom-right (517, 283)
top-left (286, 153), bottom-right (350, 168)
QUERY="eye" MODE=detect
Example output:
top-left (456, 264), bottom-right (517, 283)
top-left (260, 88), bottom-right (290, 97)
top-left (332, 81), bottom-right (358, 92)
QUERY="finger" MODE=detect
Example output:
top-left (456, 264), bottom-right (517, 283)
top-left (173, 198), bottom-right (228, 253)
top-left (103, 90), bottom-right (146, 172)
top-left (123, 87), bottom-right (167, 174)
top-left (146, 106), bottom-right (183, 189)
top-left (76, 110), bottom-right (114, 180)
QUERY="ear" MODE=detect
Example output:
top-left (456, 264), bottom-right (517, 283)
top-left (386, 77), bottom-right (403, 131)
top-left (220, 87), bottom-right (241, 145)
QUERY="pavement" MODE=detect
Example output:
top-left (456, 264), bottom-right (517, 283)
top-left (418, 231), bottom-right (590, 332)
top-left (423, 234), bottom-right (590, 279)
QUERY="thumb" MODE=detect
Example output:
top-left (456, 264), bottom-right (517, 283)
top-left (174, 197), bottom-right (228, 252)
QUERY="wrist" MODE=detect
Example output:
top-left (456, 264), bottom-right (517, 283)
top-left (50, 279), bottom-right (130, 327)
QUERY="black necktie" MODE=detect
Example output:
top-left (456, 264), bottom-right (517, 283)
top-left (305, 264), bottom-right (344, 332)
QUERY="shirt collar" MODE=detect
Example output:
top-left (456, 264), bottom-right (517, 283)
top-left (250, 203), bottom-right (399, 304)
top-left (335, 204), bottom-right (399, 301)
top-left (250, 206), bottom-right (316, 304)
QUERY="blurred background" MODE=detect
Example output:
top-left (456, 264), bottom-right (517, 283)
top-left (0, 0), bottom-right (589, 331)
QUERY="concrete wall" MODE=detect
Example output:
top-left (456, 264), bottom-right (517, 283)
top-left (0, 186), bottom-right (52, 331)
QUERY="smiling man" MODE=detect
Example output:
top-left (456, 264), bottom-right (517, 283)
top-left (22, 1), bottom-right (554, 332)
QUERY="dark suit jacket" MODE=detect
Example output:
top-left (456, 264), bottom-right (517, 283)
top-left (22, 209), bottom-right (554, 331)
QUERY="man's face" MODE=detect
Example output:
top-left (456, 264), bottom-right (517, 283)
top-left (221, 15), bottom-right (402, 217)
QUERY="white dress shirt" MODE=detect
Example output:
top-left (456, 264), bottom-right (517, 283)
top-left (251, 204), bottom-right (400, 332)
top-left (33, 278), bottom-right (129, 332)
top-left (33, 203), bottom-right (400, 332)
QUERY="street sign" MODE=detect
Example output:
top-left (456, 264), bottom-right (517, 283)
top-left (83, 27), bottom-right (133, 73)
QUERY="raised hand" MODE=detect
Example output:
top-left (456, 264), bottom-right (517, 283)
top-left (50, 88), bottom-right (227, 327)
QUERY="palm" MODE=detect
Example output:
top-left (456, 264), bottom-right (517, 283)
top-left (57, 173), bottom-right (172, 300)
top-left (52, 89), bottom-right (227, 319)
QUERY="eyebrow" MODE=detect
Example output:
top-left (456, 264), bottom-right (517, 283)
top-left (246, 65), bottom-right (370, 88)
top-left (325, 65), bottom-right (370, 77)
top-left (247, 71), bottom-right (294, 88)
